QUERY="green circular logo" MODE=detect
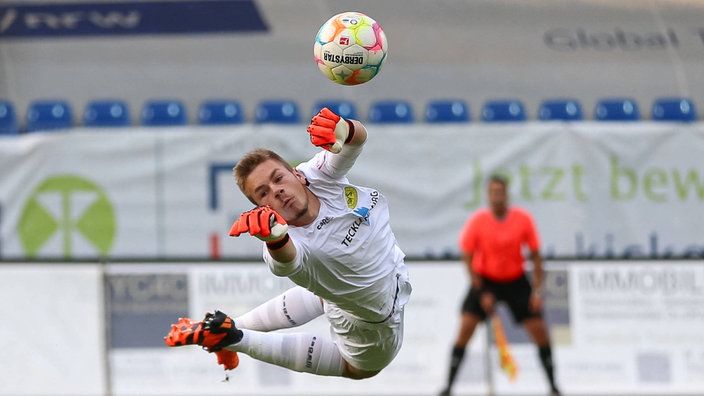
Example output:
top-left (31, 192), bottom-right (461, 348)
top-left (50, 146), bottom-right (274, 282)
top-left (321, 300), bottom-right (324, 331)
top-left (18, 175), bottom-right (116, 257)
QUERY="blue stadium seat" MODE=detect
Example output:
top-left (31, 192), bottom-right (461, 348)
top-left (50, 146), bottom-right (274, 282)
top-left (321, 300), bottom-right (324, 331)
top-left (198, 100), bottom-right (244, 125)
top-left (311, 100), bottom-right (358, 120)
top-left (0, 100), bottom-right (19, 135)
top-left (141, 99), bottom-right (188, 126)
top-left (368, 100), bottom-right (414, 123)
top-left (651, 97), bottom-right (697, 122)
top-left (481, 99), bottom-right (526, 122)
top-left (594, 98), bottom-right (640, 121)
top-left (255, 100), bottom-right (300, 124)
top-left (425, 100), bottom-right (470, 123)
top-left (83, 100), bottom-right (130, 127)
top-left (26, 99), bottom-right (73, 132)
top-left (538, 98), bottom-right (583, 121)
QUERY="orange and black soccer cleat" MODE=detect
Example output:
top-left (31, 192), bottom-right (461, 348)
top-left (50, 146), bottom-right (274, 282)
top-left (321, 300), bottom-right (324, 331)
top-left (165, 310), bottom-right (243, 370)
top-left (215, 349), bottom-right (240, 371)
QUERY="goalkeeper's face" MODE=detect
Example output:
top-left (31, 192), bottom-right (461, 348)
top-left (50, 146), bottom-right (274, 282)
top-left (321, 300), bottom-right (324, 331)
top-left (244, 159), bottom-right (314, 226)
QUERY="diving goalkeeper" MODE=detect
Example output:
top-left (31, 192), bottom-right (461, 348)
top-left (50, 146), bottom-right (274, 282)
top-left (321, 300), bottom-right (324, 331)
top-left (165, 107), bottom-right (411, 380)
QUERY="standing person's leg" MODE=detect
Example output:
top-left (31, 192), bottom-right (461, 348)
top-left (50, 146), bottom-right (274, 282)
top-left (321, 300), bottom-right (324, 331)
top-left (440, 287), bottom-right (486, 396)
top-left (523, 317), bottom-right (560, 395)
top-left (504, 276), bottom-right (560, 395)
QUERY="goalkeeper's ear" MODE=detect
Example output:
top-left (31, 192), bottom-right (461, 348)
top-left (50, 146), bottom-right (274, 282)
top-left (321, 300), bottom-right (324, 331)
top-left (293, 169), bottom-right (308, 186)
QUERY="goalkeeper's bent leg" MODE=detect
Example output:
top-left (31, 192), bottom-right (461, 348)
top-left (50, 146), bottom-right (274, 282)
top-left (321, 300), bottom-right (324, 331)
top-left (225, 329), bottom-right (345, 376)
top-left (235, 286), bottom-right (324, 331)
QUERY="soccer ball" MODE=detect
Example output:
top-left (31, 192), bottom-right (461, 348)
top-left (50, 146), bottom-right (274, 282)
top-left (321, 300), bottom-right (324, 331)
top-left (313, 12), bottom-right (388, 86)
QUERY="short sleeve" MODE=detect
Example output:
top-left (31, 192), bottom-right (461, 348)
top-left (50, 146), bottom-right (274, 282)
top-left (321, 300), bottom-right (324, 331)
top-left (523, 211), bottom-right (541, 251)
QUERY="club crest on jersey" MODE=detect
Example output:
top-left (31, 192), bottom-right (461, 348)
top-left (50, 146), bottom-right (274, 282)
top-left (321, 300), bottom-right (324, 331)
top-left (340, 190), bottom-right (379, 247)
top-left (345, 187), bottom-right (357, 209)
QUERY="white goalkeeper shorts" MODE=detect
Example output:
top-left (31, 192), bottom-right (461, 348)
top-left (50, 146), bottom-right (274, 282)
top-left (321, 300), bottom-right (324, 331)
top-left (322, 271), bottom-right (411, 372)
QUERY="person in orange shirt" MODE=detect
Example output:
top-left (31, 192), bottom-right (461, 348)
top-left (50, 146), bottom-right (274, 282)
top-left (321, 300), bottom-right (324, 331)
top-left (439, 175), bottom-right (560, 396)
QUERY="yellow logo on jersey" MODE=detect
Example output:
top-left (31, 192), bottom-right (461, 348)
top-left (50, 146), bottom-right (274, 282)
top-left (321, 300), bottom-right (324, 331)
top-left (345, 187), bottom-right (357, 209)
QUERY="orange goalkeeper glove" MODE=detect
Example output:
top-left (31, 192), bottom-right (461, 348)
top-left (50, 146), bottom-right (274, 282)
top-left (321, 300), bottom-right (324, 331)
top-left (229, 205), bottom-right (288, 243)
top-left (307, 107), bottom-right (351, 153)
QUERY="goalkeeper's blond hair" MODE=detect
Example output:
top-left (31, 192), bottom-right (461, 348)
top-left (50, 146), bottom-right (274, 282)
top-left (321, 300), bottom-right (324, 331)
top-left (233, 149), bottom-right (295, 204)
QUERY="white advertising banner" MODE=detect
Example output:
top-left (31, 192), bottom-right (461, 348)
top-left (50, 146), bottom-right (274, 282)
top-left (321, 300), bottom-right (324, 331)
top-left (3, 261), bottom-right (703, 395)
top-left (1, 123), bottom-right (703, 260)
top-left (0, 264), bottom-right (106, 396)
top-left (563, 262), bottom-right (704, 395)
top-left (104, 261), bottom-right (704, 396)
top-left (108, 262), bottom-right (473, 396)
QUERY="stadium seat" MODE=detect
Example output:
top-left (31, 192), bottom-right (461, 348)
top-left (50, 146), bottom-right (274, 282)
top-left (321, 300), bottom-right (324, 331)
top-left (538, 98), bottom-right (583, 121)
top-left (0, 100), bottom-right (19, 135)
top-left (425, 100), bottom-right (470, 123)
top-left (26, 99), bottom-right (73, 132)
top-left (481, 99), bottom-right (526, 122)
top-left (311, 100), bottom-right (358, 120)
top-left (198, 100), bottom-right (244, 125)
top-left (83, 99), bottom-right (130, 127)
top-left (651, 97), bottom-right (697, 122)
top-left (141, 99), bottom-right (188, 126)
top-left (255, 100), bottom-right (301, 124)
top-left (368, 100), bottom-right (414, 123)
top-left (594, 98), bottom-right (640, 121)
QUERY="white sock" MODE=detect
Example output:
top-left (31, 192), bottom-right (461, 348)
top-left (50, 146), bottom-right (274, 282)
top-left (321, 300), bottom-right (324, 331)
top-left (226, 330), bottom-right (345, 376)
top-left (234, 286), bottom-right (324, 331)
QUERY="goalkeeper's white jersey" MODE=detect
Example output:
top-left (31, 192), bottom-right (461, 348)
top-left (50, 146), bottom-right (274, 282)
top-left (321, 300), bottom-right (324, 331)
top-left (264, 148), bottom-right (408, 323)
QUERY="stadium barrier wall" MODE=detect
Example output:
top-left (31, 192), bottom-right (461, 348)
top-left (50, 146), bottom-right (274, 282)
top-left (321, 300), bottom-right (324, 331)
top-left (1, 260), bottom-right (703, 396)
top-left (1, 123), bottom-right (703, 261)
